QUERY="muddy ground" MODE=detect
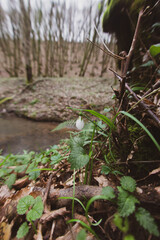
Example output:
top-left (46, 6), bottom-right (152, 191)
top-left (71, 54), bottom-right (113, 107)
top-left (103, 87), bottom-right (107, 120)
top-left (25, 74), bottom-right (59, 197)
top-left (0, 76), bottom-right (116, 121)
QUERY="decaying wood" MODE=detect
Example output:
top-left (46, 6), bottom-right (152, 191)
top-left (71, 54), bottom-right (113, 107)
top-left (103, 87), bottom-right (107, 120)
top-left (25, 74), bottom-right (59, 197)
top-left (0, 184), bottom-right (160, 222)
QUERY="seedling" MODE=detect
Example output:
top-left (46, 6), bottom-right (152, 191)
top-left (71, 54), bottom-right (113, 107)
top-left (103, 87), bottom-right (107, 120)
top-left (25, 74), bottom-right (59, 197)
top-left (16, 195), bottom-right (44, 239)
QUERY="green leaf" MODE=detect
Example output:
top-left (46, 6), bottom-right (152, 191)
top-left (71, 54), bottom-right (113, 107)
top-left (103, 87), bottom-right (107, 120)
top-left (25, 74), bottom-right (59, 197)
top-left (17, 195), bottom-right (35, 215)
top-left (17, 222), bottom-right (29, 239)
top-left (120, 111), bottom-right (160, 151)
top-left (135, 207), bottom-right (160, 237)
top-left (101, 165), bottom-right (111, 175)
top-left (76, 229), bottom-right (86, 240)
top-left (118, 187), bottom-right (139, 217)
top-left (52, 119), bottom-right (76, 132)
top-left (26, 196), bottom-right (43, 221)
top-left (101, 186), bottom-right (116, 199)
top-left (50, 153), bottom-right (62, 165)
top-left (83, 109), bottom-right (115, 130)
top-left (124, 234), bottom-right (135, 240)
top-left (113, 213), bottom-right (129, 233)
top-left (140, 60), bottom-right (154, 67)
top-left (120, 176), bottom-right (136, 193)
top-left (5, 173), bottom-right (16, 189)
top-left (68, 137), bottom-right (89, 169)
top-left (149, 43), bottom-right (160, 57)
top-left (28, 169), bottom-right (40, 180)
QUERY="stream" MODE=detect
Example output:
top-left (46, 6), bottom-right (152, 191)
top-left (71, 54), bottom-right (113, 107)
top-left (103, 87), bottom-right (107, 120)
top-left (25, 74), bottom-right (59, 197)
top-left (0, 115), bottom-right (70, 155)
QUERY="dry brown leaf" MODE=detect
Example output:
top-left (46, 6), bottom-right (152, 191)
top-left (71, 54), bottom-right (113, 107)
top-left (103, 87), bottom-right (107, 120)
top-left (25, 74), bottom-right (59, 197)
top-left (0, 221), bottom-right (13, 240)
top-left (40, 207), bottom-right (69, 224)
top-left (34, 223), bottom-right (43, 240)
top-left (0, 185), bottom-right (15, 206)
top-left (149, 167), bottom-right (160, 176)
top-left (94, 175), bottom-right (109, 187)
top-left (12, 177), bottom-right (31, 190)
top-left (155, 186), bottom-right (160, 194)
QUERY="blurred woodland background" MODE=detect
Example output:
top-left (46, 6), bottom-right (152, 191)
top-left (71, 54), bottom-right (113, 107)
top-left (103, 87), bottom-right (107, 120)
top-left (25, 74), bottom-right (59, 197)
top-left (0, 0), bottom-right (116, 82)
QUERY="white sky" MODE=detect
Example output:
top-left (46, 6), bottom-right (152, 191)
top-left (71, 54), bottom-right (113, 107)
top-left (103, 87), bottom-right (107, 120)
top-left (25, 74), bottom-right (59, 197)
top-left (0, 0), bottom-right (93, 10)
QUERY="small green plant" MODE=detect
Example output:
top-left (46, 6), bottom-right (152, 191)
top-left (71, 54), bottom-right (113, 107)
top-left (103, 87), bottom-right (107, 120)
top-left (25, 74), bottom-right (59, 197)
top-left (29, 98), bottom-right (39, 105)
top-left (16, 195), bottom-right (44, 239)
top-left (61, 176), bottom-right (159, 239)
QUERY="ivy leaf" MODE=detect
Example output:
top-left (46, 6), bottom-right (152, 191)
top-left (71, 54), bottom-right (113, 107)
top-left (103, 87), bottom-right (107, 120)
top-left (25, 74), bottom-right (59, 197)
top-left (26, 196), bottom-right (43, 221)
top-left (101, 186), bottom-right (116, 199)
top-left (135, 207), bottom-right (160, 237)
top-left (17, 222), bottom-right (29, 239)
top-left (68, 137), bottom-right (89, 170)
top-left (5, 173), bottom-right (16, 189)
top-left (118, 187), bottom-right (139, 217)
top-left (17, 195), bottom-right (35, 215)
top-left (120, 176), bottom-right (136, 192)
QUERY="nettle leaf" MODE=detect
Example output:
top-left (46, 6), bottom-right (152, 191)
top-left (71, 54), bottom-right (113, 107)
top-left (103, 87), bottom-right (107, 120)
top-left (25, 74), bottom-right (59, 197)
top-left (5, 173), bottom-right (16, 189)
top-left (26, 196), bottom-right (43, 221)
top-left (120, 176), bottom-right (136, 192)
top-left (17, 222), bottom-right (29, 239)
top-left (68, 137), bottom-right (89, 170)
top-left (118, 187), bottom-right (139, 217)
top-left (135, 207), bottom-right (160, 237)
top-left (17, 195), bottom-right (35, 215)
top-left (101, 186), bottom-right (116, 200)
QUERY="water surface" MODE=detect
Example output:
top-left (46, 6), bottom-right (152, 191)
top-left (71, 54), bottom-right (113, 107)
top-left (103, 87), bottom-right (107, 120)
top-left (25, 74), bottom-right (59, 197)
top-left (0, 115), bottom-right (70, 155)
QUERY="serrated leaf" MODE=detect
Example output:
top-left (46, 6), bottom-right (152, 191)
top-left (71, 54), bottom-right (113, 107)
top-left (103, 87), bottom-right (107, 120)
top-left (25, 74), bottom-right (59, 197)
top-left (76, 229), bottom-right (86, 240)
top-left (118, 187), bottom-right (139, 217)
top-left (120, 176), bottom-right (136, 192)
top-left (68, 137), bottom-right (89, 169)
top-left (26, 196), bottom-right (43, 221)
top-left (17, 195), bottom-right (35, 215)
top-left (17, 222), bottom-right (29, 239)
top-left (28, 169), bottom-right (40, 180)
top-left (5, 173), bottom-right (16, 189)
top-left (101, 186), bottom-right (115, 199)
top-left (135, 207), bottom-right (160, 237)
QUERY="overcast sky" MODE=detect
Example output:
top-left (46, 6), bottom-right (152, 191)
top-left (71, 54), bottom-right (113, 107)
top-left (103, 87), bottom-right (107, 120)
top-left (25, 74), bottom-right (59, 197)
top-left (0, 0), bottom-right (93, 10)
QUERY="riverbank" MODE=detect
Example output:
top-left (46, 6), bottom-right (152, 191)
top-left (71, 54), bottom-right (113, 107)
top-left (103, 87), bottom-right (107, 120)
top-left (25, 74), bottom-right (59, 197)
top-left (0, 77), bottom-right (115, 121)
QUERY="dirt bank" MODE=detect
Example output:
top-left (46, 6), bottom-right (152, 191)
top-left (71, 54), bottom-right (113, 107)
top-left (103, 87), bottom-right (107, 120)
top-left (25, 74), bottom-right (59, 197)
top-left (0, 76), bottom-right (116, 121)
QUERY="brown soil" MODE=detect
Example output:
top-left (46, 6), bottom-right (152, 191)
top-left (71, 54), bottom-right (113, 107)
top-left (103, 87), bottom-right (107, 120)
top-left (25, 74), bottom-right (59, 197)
top-left (0, 76), bottom-right (116, 121)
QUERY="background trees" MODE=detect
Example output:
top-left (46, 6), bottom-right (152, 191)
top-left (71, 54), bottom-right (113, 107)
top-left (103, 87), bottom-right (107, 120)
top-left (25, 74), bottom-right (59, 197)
top-left (0, 0), bottom-right (116, 81)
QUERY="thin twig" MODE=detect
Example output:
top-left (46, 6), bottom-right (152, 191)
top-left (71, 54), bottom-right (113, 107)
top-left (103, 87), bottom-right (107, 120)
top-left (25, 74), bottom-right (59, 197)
top-left (119, 10), bottom-right (144, 101)
top-left (93, 24), bottom-right (125, 60)
top-left (87, 38), bottom-right (124, 60)
top-left (109, 68), bottom-right (160, 127)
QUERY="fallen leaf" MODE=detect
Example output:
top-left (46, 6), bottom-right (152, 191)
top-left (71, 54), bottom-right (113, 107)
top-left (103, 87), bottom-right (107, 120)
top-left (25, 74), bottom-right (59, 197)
top-left (149, 167), bottom-right (160, 175)
top-left (0, 221), bottom-right (13, 240)
top-left (94, 175), bottom-right (109, 187)
top-left (40, 207), bottom-right (69, 224)
top-left (13, 177), bottom-right (30, 190)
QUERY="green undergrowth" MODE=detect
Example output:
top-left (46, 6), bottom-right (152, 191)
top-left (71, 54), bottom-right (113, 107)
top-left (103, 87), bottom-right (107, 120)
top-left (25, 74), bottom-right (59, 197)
top-left (0, 144), bottom-right (70, 189)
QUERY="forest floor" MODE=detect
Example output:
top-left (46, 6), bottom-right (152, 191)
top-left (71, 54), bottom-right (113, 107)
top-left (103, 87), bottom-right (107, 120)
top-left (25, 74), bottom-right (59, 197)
top-left (0, 77), bottom-right (160, 240)
top-left (0, 76), bottom-right (115, 121)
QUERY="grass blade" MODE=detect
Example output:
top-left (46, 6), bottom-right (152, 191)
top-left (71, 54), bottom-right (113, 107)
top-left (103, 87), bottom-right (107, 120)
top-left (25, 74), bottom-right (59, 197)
top-left (120, 111), bottom-right (160, 151)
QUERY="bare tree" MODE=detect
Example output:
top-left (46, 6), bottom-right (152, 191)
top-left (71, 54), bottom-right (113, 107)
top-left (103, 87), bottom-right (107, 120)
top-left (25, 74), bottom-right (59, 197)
top-left (19, 0), bottom-right (33, 84)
